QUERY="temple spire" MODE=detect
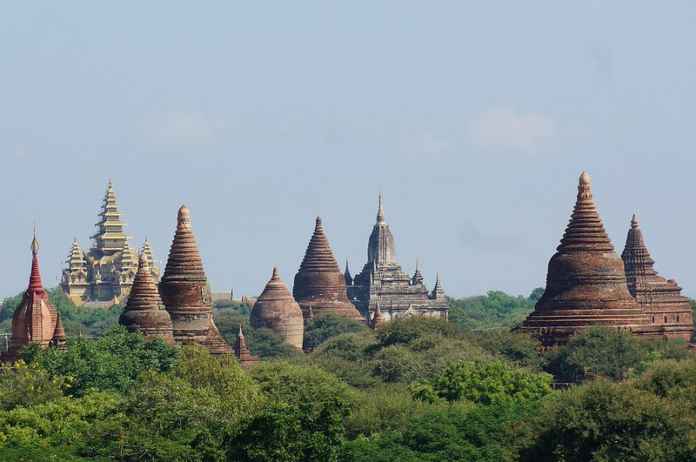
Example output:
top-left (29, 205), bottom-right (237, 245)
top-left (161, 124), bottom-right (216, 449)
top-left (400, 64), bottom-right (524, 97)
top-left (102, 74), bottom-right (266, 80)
top-left (344, 259), bottom-right (353, 286)
top-left (377, 192), bottom-right (385, 224)
top-left (29, 227), bottom-right (43, 291)
top-left (430, 272), bottom-right (445, 300)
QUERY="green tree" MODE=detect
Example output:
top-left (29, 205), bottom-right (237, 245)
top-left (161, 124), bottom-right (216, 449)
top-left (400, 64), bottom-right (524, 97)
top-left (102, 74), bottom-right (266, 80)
top-left (303, 314), bottom-right (368, 350)
top-left (0, 362), bottom-right (69, 410)
top-left (412, 360), bottom-right (552, 405)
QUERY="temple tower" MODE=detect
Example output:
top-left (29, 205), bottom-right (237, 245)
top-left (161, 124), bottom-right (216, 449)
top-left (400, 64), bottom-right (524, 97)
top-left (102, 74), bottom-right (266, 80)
top-left (293, 217), bottom-right (364, 322)
top-left (62, 239), bottom-right (89, 304)
top-left (250, 267), bottom-right (304, 349)
top-left (4, 231), bottom-right (66, 361)
top-left (348, 195), bottom-right (448, 322)
top-left (520, 172), bottom-right (650, 347)
top-left (621, 214), bottom-right (693, 341)
top-left (92, 180), bottom-right (128, 258)
top-left (160, 205), bottom-right (231, 355)
top-left (119, 249), bottom-right (175, 344)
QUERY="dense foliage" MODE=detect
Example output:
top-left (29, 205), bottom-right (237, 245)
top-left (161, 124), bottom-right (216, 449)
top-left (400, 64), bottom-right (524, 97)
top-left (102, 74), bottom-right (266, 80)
top-left (1, 289), bottom-right (695, 461)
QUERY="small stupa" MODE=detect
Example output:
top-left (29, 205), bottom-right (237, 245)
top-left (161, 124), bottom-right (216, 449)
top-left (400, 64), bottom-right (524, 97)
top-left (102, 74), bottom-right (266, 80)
top-left (621, 214), bottom-right (693, 341)
top-left (520, 172), bottom-right (650, 346)
top-left (293, 217), bottom-right (364, 322)
top-left (4, 230), bottom-right (66, 361)
top-left (160, 205), bottom-right (231, 354)
top-left (234, 326), bottom-right (259, 367)
top-left (119, 248), bottom-right (175, 344)
top-left (250, 267), bottom-right (304, 349)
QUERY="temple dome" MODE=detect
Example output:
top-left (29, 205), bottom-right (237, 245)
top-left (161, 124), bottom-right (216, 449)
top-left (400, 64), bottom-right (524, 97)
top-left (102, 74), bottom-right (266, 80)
top-left (251, 267), bottom-right (304, 349)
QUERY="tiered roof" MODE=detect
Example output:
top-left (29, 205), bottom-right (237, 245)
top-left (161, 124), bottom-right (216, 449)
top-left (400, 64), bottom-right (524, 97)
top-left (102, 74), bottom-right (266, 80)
top-left (91, 180), bottom-right (128, 255)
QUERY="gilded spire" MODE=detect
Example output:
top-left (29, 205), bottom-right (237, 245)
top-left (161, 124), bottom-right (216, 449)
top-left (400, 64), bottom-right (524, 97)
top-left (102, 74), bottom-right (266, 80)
top-left (31, 225), bottom-right (39, 256)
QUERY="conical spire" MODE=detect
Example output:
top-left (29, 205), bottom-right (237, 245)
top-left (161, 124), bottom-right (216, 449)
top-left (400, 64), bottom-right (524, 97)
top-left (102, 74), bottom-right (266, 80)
top-left (621, 214), bottom-right (656, 278)
top-left (234, 325), bottom-right (259, 367)
top-left (344, 260), bottom-right (353, 286)
top-left (371, 303), bottom-right (385, 329)
top-left (430, 273), bottom-right (445, 300)
top-left (411, 259), bottom-right (424, 285)
top-left (29, 227), bottom-right (43, 291)
top-left (161, 205), bottom-right (207, 282)
top-left (52, 313), bottom-right (67, 350)
top-left (293, 217), bottom-right (364, 322)
top-left (377, 192), bottom-right (385, 224)
top-left (298, 217), bottom-right (341, 273)
top-left (557, 172), bottom-right (614, 252)
top-left (251, 267), bottom-right (304, 349)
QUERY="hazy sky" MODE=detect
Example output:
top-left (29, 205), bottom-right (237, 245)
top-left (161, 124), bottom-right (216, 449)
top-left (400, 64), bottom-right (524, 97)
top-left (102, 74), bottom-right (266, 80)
top-left (2, 2), bottom-right (696, 299)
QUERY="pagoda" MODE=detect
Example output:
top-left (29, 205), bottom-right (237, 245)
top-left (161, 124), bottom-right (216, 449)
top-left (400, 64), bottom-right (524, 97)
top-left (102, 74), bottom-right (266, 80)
top-left (159, 205), bottom-right (231, 355)
top-left (250, 267), bottom-right (304, 349)
top-left (621, 215), bottom-right (693, 341)
top-left (3, 231), bottom-right (66, 361)
top-left (347, 194), bottom-right (448, 323)
top-left (293, 217), bottom-right (364, 322)
top-left (61, 181), bottom-right (159, 305)
top-left (119, 248), bottom-right (175, 344)
top-left (520, 172), bottom-right (650, 347)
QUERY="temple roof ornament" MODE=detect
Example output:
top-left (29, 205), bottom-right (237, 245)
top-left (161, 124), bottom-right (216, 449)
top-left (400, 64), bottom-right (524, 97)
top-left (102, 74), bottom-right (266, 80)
top-left (367, 194), bottom-right (396, 268)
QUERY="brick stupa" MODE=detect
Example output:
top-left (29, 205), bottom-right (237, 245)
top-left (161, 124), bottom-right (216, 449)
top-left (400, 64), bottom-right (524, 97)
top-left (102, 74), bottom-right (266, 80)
top-left (160, 205), bottom-right (231, 355)
top-left (621, 214), bottom-right (693, 341)
top-left (4, 231), bottom-right (66, 361)
top-left (293, 217), bottom-right (364, 322)
top-left (119, 249), bottom-right (175, 344)
top-left (250, 267), bottom-right (304, 349)
top-left (234, 325), bottom-right (259, 367)
top-left (521, 172), bottom-right (650, 347)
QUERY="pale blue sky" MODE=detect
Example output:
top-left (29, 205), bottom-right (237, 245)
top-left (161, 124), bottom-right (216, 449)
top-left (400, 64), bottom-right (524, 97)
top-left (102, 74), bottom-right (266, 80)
top-left (2, 2), bottom-right (696, 298)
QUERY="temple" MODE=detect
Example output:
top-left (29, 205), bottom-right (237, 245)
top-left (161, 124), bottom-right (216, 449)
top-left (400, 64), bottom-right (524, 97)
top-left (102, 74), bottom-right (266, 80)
top-left (159, 205), bottom-right (231, 355)
top-left (250, 267), bottom-right (304, 349)
top-left (119, 249), bottom-right (175, 344)
top-left (621, 215), bottom-right (693, 341)
top-left (293, 217), bottom-right (364, 322)
top-left (61, 181), bottom-right (160, 305)
top-left (520, 172), bottom-right (650, 347)
top-left (3, 231), bottom-right (66, 361)
top-left (347, 194), bottom-right (448, 323)
top-left (234, 326), bottom-right (259, 367)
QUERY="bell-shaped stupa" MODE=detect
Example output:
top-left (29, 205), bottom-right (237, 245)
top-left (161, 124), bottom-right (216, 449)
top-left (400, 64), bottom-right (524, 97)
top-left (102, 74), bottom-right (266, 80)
top-left (160, 205), bottom-right (231, 354)
top-left (521, 172), bottom-right (649, 346)
top-left (293, 217), bottom-right (364, 322)
top-left (251, 267), bottom-right (304, 349)
top-left (621, 214), bottom-right (693, 341)
top-left (120, 250), bottom-right (175, 344)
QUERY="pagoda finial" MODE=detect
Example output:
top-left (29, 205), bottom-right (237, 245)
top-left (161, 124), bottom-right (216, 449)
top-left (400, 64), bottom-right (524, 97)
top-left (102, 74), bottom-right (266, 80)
top-left (271, 266), bottom-right (280, 281)
top-left (178, 205), bottom-right (192, 229)
top-left (377, 192), bottom-right (385, 223)
top-left (578, 171), bottom-right (592, 199)
top-left (238, 324), bottom-right (244, 338)
top-left (31, 224), bottom-right (39, 256)
top-left (631, 213), bottom-right (640, 229)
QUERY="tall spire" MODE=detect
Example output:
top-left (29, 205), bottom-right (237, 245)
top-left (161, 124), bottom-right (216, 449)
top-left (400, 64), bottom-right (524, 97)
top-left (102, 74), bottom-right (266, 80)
top-left (91, 180), bottom-right (128, 256)
top-left (411, 258), bottom-right (424, 285)
top-left (621, 214), bottom-right (656, 278)
top-left (29, 227), bottom-right (43, 291)
top-left (430, 273), bottom-right (445, 300)
top-left (161, 205), bottom-right (207, 283)
top-left (377, 192), bottom-right (385, 224)
top-left (344, 259), bottom-right (353, 286)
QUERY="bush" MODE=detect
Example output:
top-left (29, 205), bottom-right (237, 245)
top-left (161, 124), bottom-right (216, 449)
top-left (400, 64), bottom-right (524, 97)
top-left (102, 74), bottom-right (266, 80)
top-left (303, 314), bottom-right (368, 350)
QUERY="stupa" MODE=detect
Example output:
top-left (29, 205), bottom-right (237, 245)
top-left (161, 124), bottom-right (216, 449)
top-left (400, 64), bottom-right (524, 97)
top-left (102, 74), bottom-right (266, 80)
top-left (3, 231), bottom-right (66, 361)
top-left (293, 217), bottom-right (364, 322)
top-left (621, 214), bottom-right (693, 341)
top-left (250, 267), bottom-right (304, 349)
top-left (159, 205), bottom-right (231, 355)
top-left (520, 172), bottom-right (650, 347)
top-left (347, 195), bottom-right (448, 322)
top-left (61, 181), bottom-right (159, 305)
top-left (234, 326), bottom-right (259, 367)
top-left (119, 248), bottom-right (175, 344)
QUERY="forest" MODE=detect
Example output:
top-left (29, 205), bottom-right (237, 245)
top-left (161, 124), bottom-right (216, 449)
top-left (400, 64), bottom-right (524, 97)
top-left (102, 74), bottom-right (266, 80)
top-left (0, 289), bottom-right (696, 461)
